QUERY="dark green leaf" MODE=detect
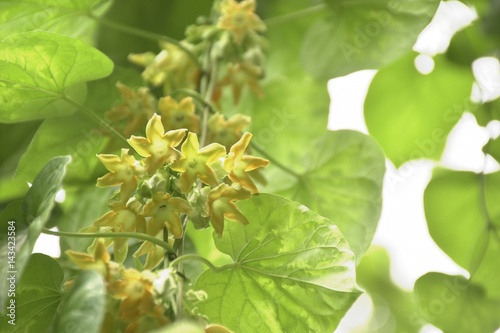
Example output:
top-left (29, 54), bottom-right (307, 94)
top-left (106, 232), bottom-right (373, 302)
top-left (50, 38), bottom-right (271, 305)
top-left (485, 136), bottom-right (500, 163)
top-left (414, 273), bottom-right (500, 333)
top-left (55, 270), bottom-right (106, 333)
top-left (96, 0), bottom-right (213, 65)
top-left (300, 0), bottom-right (440, 79)
top-left (446, 21), bottom-right (500, 67)
top-left (0, 156), bottom-right (71, 309)
top-left (195, 194), bottom-right (361, 333)
top-left (365, 53), bottom-right (474, 167)
top-left (0, 254), bottom-right (63, 332)
top-left (15, 113), bottom-right (107, 184)
top-left (0, 31), bottom-right (113, 123)
top-left (266, 130), bottom-right (385, 261)
top-left (424, 169), bottom-right (500, 298)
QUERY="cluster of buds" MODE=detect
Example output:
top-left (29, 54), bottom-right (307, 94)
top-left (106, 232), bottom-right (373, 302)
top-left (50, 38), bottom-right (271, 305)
top-left (83, 112), bottom-right (269, 270)
top-left (129, 0), bottom-right (267, 104)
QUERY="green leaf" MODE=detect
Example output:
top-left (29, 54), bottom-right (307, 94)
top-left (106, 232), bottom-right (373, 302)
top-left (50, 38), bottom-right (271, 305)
top-left (0, 0), bottom-right (110, 42)
top-left (414, 273), bottom-right (500, 333)
top-left (15, 66), bottom-right (143, 183)
top-left (446, 21), bottom-right (500, 67)
top-left (424, 169), bottom-right (500, 298)
top-left (0, 156), bottom-right (71, 309)
top-left (365, 53), bottom-right (474, 167)
top-left (0, 254), bottom-right (63, 332)
top-left (266, 130), bottom-right (385, 261)
top-left (300, 0), bottom-right (440, 79)
top-left (474, 98), bottom-right (500, 127)
top-left (356, 246), bottom-right (422, 333)
top-left (195, 194), bottom-right (361, 333)
top-left (55, 270), bottom-right (106, 333)
top-left (0, 31), bottom-right (113, 123)
top-left (485, 136), bottom-right (500, 163)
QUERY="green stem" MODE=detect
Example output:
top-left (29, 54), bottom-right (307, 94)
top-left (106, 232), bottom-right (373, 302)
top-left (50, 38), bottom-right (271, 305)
top-left (42, 228), bottom-right (176, 258)
top-left (89, 15), bottom-right (200, 67)
top-left (264, 4), bottom-right (327, 26)
top-left (170, 254), bottom-right (234, 272)
top-left (62, 95), bottom-right (128, 146)
top-left (250, 141), bottom-right (301, 178)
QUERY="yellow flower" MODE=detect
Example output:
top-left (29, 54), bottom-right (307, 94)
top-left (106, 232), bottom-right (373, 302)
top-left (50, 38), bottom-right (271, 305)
top-left (96, 148), bottom-right (144, 203)
top-left (93, 204), bottom-right (146, 264)
top-left (217, 0), bottom-right (266, 45)
top-left (170, 132), bottom-right (226, 193)
top-left (105, 82), bottom-right (156, 137)
top-left (158, 96), bottom-right (200, 133)
top-left (141, 192), bottom-right (192, 238)
top-left (219, 61), bottom-right (264, 103)
top-left (66, 239), bottom-right (111, 277)
top-left (129, 42), bottom-right (199, 93)
top-left (207, 112), bottom-right (251, 150)
top-left (133, 241), bottom-right (165, 271)
top-left (224, 132), bottom-right (269, 193)
top-left (128, 114), bottom-right (187, 174)
top-left (206, 184), bottom-right (251, 236)
top-left (112, 269), bottom-right (169, 332)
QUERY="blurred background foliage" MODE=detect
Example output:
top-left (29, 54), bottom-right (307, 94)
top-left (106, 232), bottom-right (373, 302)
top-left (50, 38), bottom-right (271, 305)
top-left (1, 0), bottom-right (500, 332)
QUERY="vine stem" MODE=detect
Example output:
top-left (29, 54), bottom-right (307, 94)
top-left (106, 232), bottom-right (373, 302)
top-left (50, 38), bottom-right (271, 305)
top-left (41, 228), bottom-right (176, 258)
top-left (89, 15), bottom-right (200, 67)
top-left (250, 141), bottom-right (302, 178)
top-left (170, 254), bottom-right (234, 272)
top-left (62, 95), bottom-right (129, 146)
top-left (264, 4), bottom-right (326, 26)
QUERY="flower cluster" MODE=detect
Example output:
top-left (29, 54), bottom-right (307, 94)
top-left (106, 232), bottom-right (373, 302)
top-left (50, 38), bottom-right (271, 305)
top-left (66, 241), bottom-right (224, 333)
top-left (129, 0), bottom-right (267, 104)
top-left (89, 113), bottom-right (268, 270)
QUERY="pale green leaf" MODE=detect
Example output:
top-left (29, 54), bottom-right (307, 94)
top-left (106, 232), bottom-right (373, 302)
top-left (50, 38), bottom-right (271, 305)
top-left (365, 53), bottom-right (474, 167)
top-left (414, 273), bottom-right (500, 333)
top-left (300, 0), bottom-right (440, 79)
top-left (0, 31), bottom-right (113, 122)
top-left (265, 130), bottom-right (385, 261)
top-left (0, 0), bottom-right (110, 42)
top-left (424, 169), bottom-right (500, 298)
top-left (0, 156), bottom-right (71, 309)
top-left (195, 194), bottom-right (361, 333)
top-left (55, 270), bottom-right (106, 333)
top-left (0, 254), bottom-right (63, 332)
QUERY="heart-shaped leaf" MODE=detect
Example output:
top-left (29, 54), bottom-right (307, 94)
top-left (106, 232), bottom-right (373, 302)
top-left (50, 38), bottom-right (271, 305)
top-left (300, 0), bottom-right (440, 79)
top-left (414, 273), bottom-right (500, 333)
top-left (424, 169), bottom-right (500, 298)
top-left (265, 130), bottom-right (385, 261)
top-left (195, 194), bottom-right (361, 333)
top-left (365, 54), bottom-right (474, 167)
top-left (0, 31), bottom-right (113, 122)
